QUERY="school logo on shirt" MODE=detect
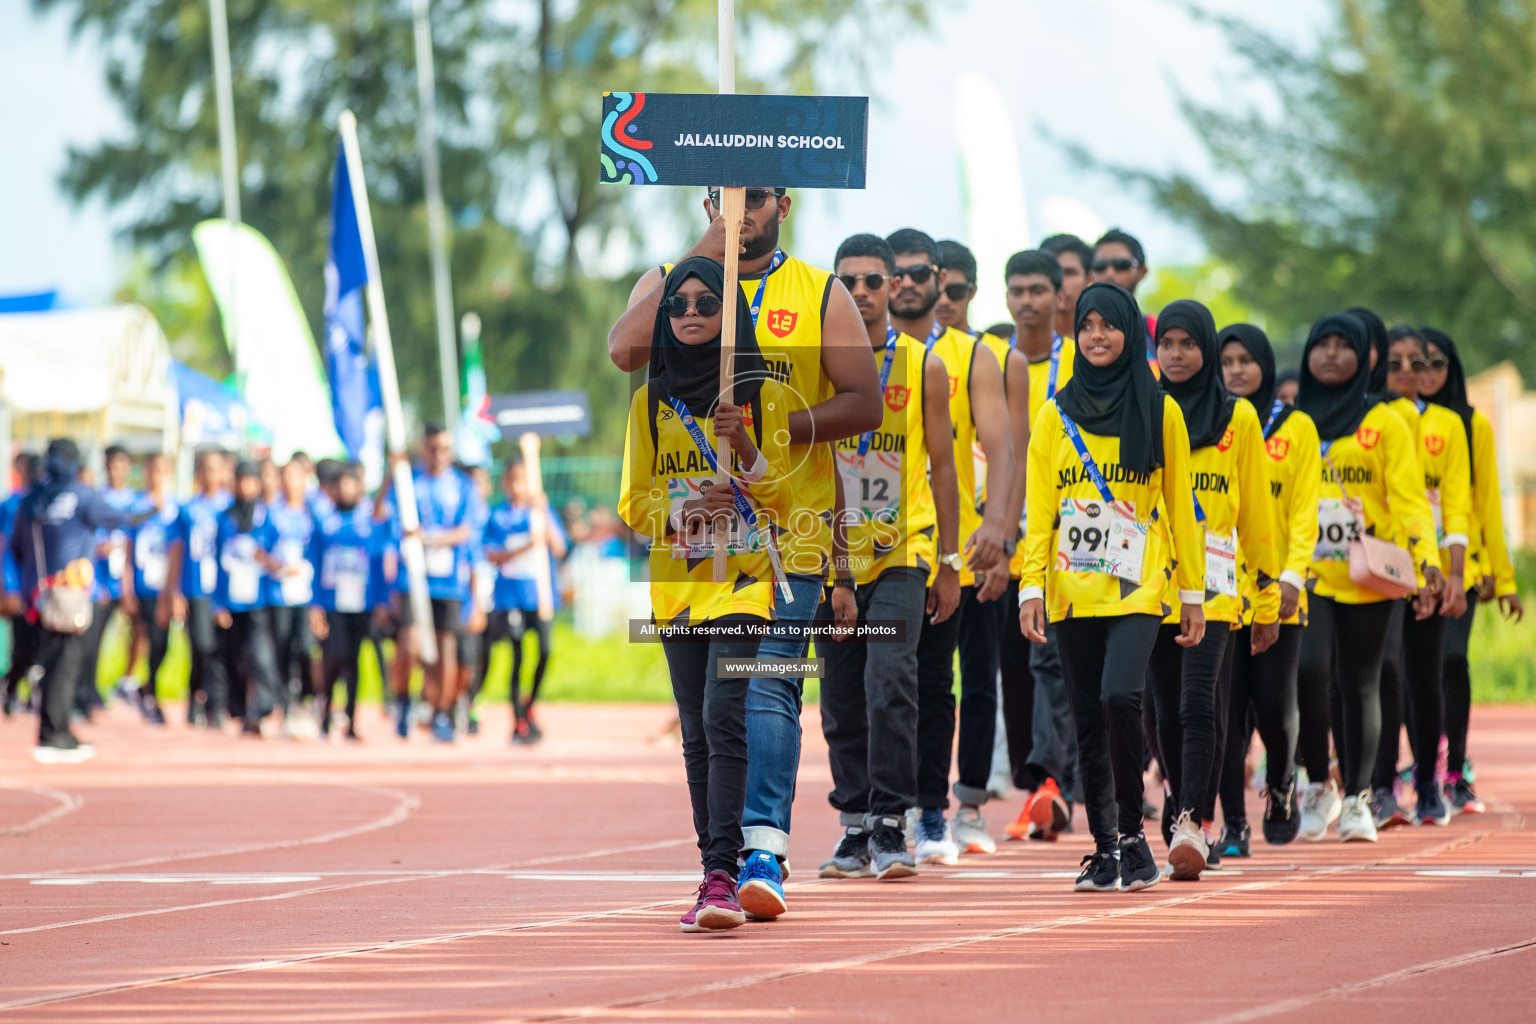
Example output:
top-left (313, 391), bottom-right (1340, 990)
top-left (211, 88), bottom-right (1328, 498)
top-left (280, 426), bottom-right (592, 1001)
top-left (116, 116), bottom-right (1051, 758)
top-left (885, 384), bottom-right (909, 412)
top-left (1266, 437), bottom-right (1290, 461)
top-left (1425, 435), bottom-right (1445, 456)
top-left (947, 374), bottom-right (958, 398)
top-left (1356, 427), bottom-right (1380, 450)
top-left (1216, 427), bottom-right (1235, 452)
top-left (765, 309), bottom-right (798, 338)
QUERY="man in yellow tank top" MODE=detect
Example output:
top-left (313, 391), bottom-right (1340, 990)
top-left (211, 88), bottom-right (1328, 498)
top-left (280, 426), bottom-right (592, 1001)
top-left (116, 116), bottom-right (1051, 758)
top-left (816, 233), bottom-right (961, 881)
top-left (607, 187), bottom-right (884, 919)
top-left (885, 228), bottom-right (1016, 862)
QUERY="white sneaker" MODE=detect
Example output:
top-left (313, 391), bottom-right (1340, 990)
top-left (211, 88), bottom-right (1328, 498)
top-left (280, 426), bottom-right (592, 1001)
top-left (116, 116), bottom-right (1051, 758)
top-left (1299, 779), bottom-right (1342, 841)
top-left (951, 806), bottom-right (997, 854)
top-left (31, 743), bottom-right (95, 764)
top-left (904, 807), bottom-right (920, 849)
top-left (914, 811), bottom-right (960, 866)
top-left (1167, 809), bottom-right (1208, 881)
top-left (1338, 791), bottom-right (1379, 842)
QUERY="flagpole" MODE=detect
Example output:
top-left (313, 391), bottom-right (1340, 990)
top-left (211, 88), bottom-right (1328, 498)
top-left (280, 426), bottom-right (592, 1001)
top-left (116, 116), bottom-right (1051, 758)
top-left (713, 0), bottom-right (743, 584)
top-left (412, 0), bottom-right (462, 436)
top-left (339, 109), bottom-right (439, 665)
top-left (207, 0), bottom-right (242, 367)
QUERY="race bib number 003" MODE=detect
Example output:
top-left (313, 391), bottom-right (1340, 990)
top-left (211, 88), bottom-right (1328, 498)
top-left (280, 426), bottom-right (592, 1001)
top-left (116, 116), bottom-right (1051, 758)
top-left (1314, 497), bottom-right (1361, 563)
top-left (1055, 498), bottom-right (1146, 584)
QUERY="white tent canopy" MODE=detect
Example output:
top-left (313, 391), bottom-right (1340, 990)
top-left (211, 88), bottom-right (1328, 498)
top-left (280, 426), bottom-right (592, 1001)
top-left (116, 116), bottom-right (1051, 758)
top-left (0, 304), bottom-right (174, 452)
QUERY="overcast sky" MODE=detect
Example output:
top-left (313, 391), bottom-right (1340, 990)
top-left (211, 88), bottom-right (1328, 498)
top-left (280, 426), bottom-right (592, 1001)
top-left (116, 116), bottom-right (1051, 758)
top-left (0, 0), bottom-right (1327, 307)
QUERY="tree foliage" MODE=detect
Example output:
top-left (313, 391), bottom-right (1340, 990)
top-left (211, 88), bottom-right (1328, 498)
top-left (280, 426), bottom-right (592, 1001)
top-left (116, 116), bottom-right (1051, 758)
top-left (1112, 0), bottom-right (1536, 376)
top-left (38, 0), bottom-right (925, 445)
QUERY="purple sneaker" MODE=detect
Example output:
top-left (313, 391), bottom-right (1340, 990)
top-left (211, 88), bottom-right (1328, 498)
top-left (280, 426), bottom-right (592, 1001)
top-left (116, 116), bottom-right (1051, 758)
top-left (679, 870), bottom-right (745, 932)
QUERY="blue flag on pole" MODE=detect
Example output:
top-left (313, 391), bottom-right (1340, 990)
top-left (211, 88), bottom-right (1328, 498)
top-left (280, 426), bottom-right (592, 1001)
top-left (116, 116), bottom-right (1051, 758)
top-left (324, 141), bottom-right (382, 464)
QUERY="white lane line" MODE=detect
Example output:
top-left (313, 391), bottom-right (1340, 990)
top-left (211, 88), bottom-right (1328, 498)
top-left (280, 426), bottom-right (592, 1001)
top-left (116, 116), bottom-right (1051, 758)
top-left (36, 782), bottom-right (419, 876)
top-left (0, 837), bottom-right (695, 938)
top-left (1195, 936), bottom-right (1536, 1024)
top-left (0, 785), bottom-right (83, 838)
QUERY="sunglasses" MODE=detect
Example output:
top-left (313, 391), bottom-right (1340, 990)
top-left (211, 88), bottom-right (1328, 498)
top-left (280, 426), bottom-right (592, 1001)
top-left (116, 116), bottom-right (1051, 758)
top-left (1389, 357), bottom-right (1428, 374)
top-left (942, 282), bottom-right (974, 301)
top-left (1425, 356), bottom-right (1448, 371)
top-left (1091, 258), bottom-right (1141, 273)
top-left (661, 294), bottom-right (723, 319)
top-left (838, 272), bottom-right (887, 292)
top-left (891, 264), bottom-right (939, 285)
top-left (707, 188), bottom-right (781, 210)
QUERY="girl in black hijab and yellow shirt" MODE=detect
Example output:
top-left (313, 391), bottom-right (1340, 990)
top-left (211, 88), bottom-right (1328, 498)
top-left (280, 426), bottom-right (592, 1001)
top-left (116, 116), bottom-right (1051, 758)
top-left (1019, 282), bottom-right (1204, 894)
top-left (618, 257), bottom-right (796, 932)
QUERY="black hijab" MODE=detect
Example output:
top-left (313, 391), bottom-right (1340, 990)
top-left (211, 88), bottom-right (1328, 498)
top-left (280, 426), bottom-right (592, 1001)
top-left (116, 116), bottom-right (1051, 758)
top-left (1418, 326), bottom-right (1476, 482)
top-left (1157, 299), bottom-right (1235, 450)
top-left (1350, 306), bottom-right (1392, 397)
top-left (1297, 312), bottom-right (1379, 442)
top-left (1218, 322), bottom-right (1292, 435)
top-left (648, 257), bottom-right (766, 421)
top-left (1056, 282), bottom-right (1165, 474)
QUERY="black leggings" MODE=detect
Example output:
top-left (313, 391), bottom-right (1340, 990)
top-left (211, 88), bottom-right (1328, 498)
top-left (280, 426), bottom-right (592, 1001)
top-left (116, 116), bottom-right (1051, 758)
top-left (1442, 589), bottom-right (1478, 774)
top-left (1146, 622), bottom-right (1233, 824)
top-left (1220, 624), bottom-right (1302, 825)
top-left (141, 611), bottom-right (171, 705)
top-left (507, 611), bottom-right (553, 715)
top-left (1297, 596), bottom-right (1396, 795)
top-left (1055, 614), bottom-right (1161, 852)
top-left (661, 616), bottom-right (759, 876)
top-left (1375, 602), bottom-right (1444, 791)
top-left (269, 604), bottom-right (317, 705)
top-left (999, 579), bottom-right (1037, 790)
top-left (74, 600), bottom-right (116, 714)
top-left (319, 610), bottom-right (371, 733)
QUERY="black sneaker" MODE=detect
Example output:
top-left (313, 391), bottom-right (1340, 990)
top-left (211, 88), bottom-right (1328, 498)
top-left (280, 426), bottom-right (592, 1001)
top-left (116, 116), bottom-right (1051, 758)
top-left (1119, 833), bottom-right (1160, 892)
top-left (1262, 778), bottom-right (1301, 846)
top-left (818, 826), bottom-right (874, 878)
top-left (1160, 797), bottom-right (1176, 849)
top-left (1217, 821), bottom-right (1251, 858)
top-left (867, 818), bottom-right (917, 881)
top-left (1445, 777), bottom-right (1485, 815)
top-left (1415, 784), bottom-right (1451, 826)
top-left (1205, 840), bottom-right (1222, 871)
top-left (1074, 849), bottom-right (1119, 892)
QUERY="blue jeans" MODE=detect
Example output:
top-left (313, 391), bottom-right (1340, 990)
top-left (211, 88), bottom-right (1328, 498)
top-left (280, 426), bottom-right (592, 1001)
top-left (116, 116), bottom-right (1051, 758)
top-left (740, 571), bottom-right (826, 858)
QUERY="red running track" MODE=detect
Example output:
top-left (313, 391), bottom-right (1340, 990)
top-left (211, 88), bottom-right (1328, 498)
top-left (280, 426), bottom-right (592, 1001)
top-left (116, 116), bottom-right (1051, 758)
top-left (1, 702), bottom-right (1534, 1022)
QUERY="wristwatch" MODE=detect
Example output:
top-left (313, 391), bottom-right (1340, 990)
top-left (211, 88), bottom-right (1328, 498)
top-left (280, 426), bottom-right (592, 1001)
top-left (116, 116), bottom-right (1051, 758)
top-left (938, 552), bottom-right (963, 571)
top-left (1002, 537), bottom-right (1017, 557)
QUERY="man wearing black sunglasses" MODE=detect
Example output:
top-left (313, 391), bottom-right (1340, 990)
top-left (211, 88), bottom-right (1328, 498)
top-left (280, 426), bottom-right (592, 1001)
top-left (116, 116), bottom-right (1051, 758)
top-left (1092, 227), bottom-right (1157, 361)
top-left (935, 239), bottom-right (978, 335)
top-left (885, 227), bottom-right (1017, 864)
top-left (607, 184), bottom-right (882, 923)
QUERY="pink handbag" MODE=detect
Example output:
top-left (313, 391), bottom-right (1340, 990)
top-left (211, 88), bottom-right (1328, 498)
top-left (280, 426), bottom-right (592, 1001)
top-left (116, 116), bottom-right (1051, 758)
top-left (1325, 455), bottom-right (1416, 600)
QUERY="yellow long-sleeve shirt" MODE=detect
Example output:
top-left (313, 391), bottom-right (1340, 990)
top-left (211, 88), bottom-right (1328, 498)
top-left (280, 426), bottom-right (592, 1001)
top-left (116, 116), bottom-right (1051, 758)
top-left (1164, 400), bottom-right (1280, 626)
top-left (1241, 406), bottom-right (1321, 626)
top-left (618, 381), bottom-right (795, 625)
top-left (1466, 410), bottom-right (1518, 596)
top-left (1020, 395), bottom-right (1204, 620)
top-left (1416, 403), bottom-right (1473, 576)
top-left (1009, 335), bottom-right (1076, 579)
top-left (1308, 402), bottom-right (1439, 603)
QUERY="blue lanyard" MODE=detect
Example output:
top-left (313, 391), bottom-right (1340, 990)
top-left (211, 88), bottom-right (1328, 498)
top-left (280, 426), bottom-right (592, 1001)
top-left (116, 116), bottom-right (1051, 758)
top-left (1192, 492), bottom-right (1207, 524)
top-left (857, 328), bottom-right (898, 459)
top-left (1263, 399), bottom-right (1284, 439)
top-left (1415, 398), bottom-right (1427, 414)
top-left (664, 394), bottom-right (792, 600)
top-left (923, 320), bottom-right (945, 350)
top-left (746, 248), bottom-right (787, 329)
top-left (1058, 410), bottom-right (1118, 505)
top-left (1011, 332), bottom-right (1064, 398)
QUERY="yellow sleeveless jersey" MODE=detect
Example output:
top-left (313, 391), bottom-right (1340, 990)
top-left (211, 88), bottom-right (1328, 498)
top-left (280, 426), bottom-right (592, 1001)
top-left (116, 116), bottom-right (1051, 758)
top-left (833, 335), bottom-right (936, 584)
top-left (1163, 400), bottom-right (1280, 626)
top-left (664, 254), bottom-right (837, 577)
top-left (1019, 395), bottom-right (1205, 621)
top-left (1307, 402), bottom-right (1438, 603)
top-left (617, 381), bottom-right (795, 625)
top-left (1415, 403), bottom-right (1473, 575)
top-left (1465, 410), bottom-right (1516, 595)
top-left (1240, 405), bottom-right (1320, 626)
top-left (925, 326), bottom-right (994, 587)
top-left (1009, 335), bottom-right (1077, 578)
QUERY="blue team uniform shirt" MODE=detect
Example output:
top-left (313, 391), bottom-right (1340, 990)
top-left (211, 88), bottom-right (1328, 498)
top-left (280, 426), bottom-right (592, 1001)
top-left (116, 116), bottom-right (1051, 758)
top-left (393, 469), bottom-right (484, 603)
top-left (265, 499), bottom-right (316, 607)
top-left (308, 504), bottom-right (389, 613)
top-left (176, 492), bottom-right (233, 600)
top-left (8, 480), bottom-right (143, 599)
top-left (95, 486), bottom-right (145, 602)
top-left (481, 500), bottom-right (566, 612)
top-left (0, 491), bottom-right (25, 605)
top-left (130, 500), bottom-right (181, 600)
top-left (213, 503), bottom-right (277, 613)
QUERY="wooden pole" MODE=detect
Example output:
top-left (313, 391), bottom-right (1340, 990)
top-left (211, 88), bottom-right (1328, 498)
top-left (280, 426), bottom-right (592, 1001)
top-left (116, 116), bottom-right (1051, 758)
top-left (713, 0), bottom-right (740, 584)
top-left (338, 109), bottom-right (438, 664)
top-left (518, 432), bottom-right (555, 622)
